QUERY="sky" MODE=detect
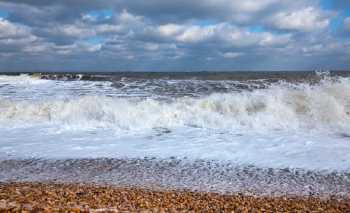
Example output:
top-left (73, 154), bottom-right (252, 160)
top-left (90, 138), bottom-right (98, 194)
top-left (0, 0), bottom-right (349, 71)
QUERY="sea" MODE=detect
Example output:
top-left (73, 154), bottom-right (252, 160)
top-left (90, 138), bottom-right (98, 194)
top-left (0, 71), bottom-right (350, 197)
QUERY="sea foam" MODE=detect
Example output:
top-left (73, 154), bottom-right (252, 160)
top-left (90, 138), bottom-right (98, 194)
top-left (0, 73), bottom-right (350, 171)
top-left (0, 75), bottom-right (349, 134)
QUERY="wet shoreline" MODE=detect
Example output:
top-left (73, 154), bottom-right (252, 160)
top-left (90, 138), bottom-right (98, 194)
top-left (1, 158), bottom-right (350, 199)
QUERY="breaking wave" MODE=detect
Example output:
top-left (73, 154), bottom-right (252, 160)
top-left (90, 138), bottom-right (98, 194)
top-left (0, 75), bottom-right (349, 134)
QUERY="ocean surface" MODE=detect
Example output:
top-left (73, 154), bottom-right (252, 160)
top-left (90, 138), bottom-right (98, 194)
top-left (1, 71), bottom-right (350, 196)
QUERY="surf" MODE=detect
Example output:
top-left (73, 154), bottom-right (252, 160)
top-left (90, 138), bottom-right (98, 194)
top-left (0, 75), bottom-right (349, 135)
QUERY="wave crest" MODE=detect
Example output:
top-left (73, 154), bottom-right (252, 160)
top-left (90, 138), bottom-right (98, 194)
top-left (0, 77), bottom-right (349, 133)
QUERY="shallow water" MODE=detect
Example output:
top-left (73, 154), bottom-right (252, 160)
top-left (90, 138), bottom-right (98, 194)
top-left (1, 158), bottom-right (350, 198)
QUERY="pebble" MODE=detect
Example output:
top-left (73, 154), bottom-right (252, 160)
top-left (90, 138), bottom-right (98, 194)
top-left (0, 182), bottom-right (349, 212)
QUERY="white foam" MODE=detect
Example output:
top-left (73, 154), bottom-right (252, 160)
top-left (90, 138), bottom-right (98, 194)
top-left (0, 75), bottom-right (350, 171)
top-left (1, 77), bottom-right (349, 132)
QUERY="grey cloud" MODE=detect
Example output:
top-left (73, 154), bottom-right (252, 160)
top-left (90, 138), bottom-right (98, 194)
top-left (0, 0), bottom-right (349, 71)
top-left (344, 17), bottom-right (350, 31)
top-left (0, 0), bottom-right (320, 25)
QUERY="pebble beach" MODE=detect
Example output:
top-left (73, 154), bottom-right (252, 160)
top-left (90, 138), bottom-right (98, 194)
top-left (1, 182), bottom-right (350, 212)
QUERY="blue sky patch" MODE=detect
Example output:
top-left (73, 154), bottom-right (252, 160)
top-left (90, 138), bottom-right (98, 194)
top-left (320, 0), bottom-right (333, 10)
top-left (344, 9), bottom-right (350, 17)
top-left (330, 16), bottom-right (344, 31)
top-left (249, 25), bottom-right (265, 33)
top-left (0, 9), bottom-right (9, 19)
top-left (328, 9), bottom-right (350, 32)
top-left (85, 9), bottom-right (113, 21)
top-left (86, 36), bottom-right (106, 45)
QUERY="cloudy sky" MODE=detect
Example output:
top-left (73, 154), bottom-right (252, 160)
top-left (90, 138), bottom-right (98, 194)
top-left (0, 0), bottom-right (349, 71)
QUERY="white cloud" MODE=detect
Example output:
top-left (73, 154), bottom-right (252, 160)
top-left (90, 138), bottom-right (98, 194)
top-left (0, 18), bottom-right (32, 39)
top-left (118, 9), bottom-right (143, 25)
top-left (156, 22), bottom-right (292, 47)
top-left (46, 10), bottom-right (143, 40)
top-left (126, 55), bottom-right (135, 60)
top-left (23, 42), bottom-right (50, 53)
top-left (271, 7), bottom-right (330, 32)
top-left (217, 24), bottom-right (291, 47)
top-left (158, 24), bottom-right (214, 43)
top-left (0, 18), bottom-right (41, 54)
top-left (176, 25), bottom-right (215, 42)
top-left (158, 24), bottom-right (184, 37)
top-left (259, 32), bottom-right (291, 46)
top-left (345, 17), bottom-right (350, 31)
top-left (230, 0), bottom-right (278, 12)
top-left (222, 52), bottom-right (243, 58)
top-left (86, 44), bottom-right (102, 52)
top-left (144, 42), bottom-right (159, 51)
top-left (45, 23), bottom-right (96, 39)
top-left (82, 14), bottom-right (97, 22)
top-left (300, 41), bottom-right (348, 57)
top-left (96, 24), bottom-right (123, 34)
